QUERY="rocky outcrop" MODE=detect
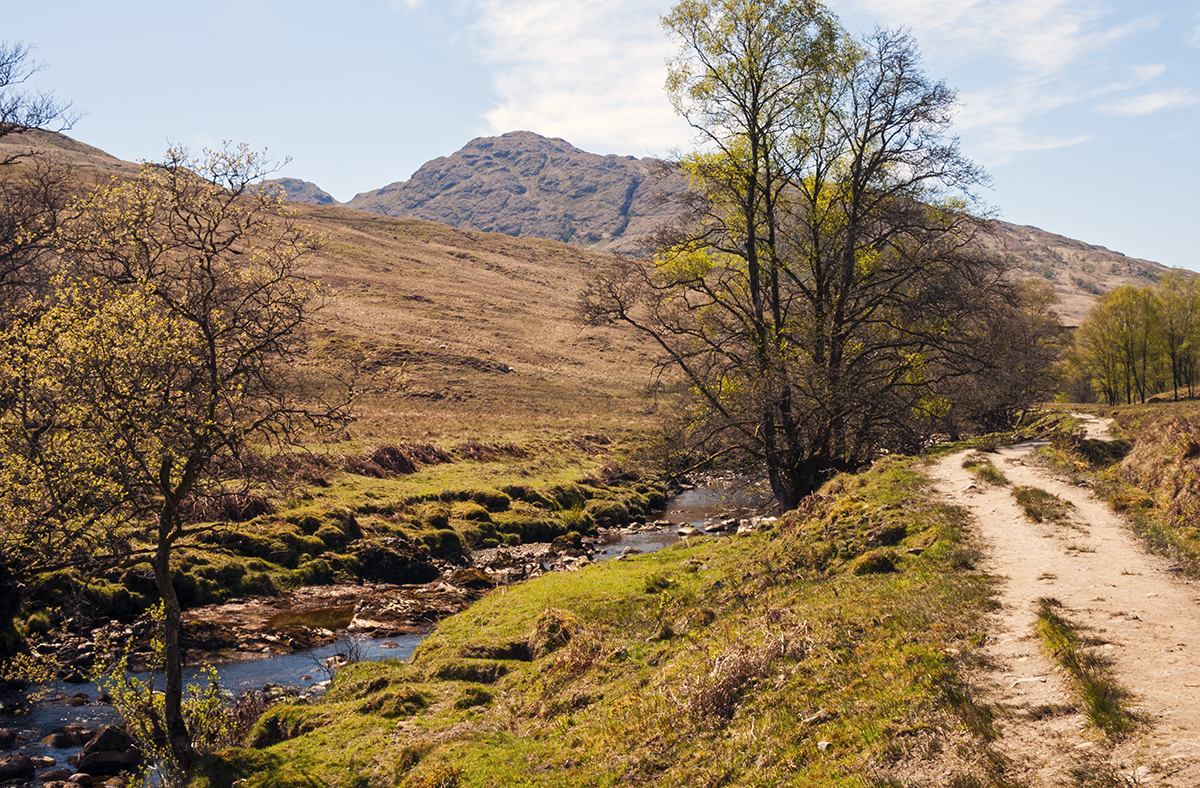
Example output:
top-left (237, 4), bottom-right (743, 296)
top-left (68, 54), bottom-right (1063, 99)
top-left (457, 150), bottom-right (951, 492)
top-left (347, 131), bottom-right (685, 253)
top-left (266, 177), bottom-right (339, 205)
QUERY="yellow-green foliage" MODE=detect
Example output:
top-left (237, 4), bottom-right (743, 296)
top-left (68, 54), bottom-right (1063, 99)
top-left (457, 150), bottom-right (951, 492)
top-left (194, 457), bottom-right (1005, 788)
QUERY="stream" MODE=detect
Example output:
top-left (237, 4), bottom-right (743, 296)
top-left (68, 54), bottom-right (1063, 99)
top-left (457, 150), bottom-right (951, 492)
top-left (1, 483), bottom-right (771, 774)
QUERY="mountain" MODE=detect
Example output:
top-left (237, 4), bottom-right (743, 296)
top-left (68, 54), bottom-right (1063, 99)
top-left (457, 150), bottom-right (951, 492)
top-left (346, 131), bottom-right (685, 253)
top-left (341, 130), bottom-right (1169, 326)
top-left (12, 129), bottom-right (1171, 327)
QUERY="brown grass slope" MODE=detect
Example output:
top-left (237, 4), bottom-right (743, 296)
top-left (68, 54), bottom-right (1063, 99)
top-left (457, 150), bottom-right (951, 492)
top-left (0, 129), bottom-right (663, 443)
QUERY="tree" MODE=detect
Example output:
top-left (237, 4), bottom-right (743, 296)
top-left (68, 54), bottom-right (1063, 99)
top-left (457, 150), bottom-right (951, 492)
top-left (0, 144), bottom-right (344, 770)
top-left (585, 0), bottom-right (1027, 507)
top-left (1155, 269), bottom-right (1200, 400)
top-left (1077, 285), bottom-right (1161, 405)
top-left (0, 40), bottom-right (76, 162)
top-left (0, 40), bottom-right (77, 315)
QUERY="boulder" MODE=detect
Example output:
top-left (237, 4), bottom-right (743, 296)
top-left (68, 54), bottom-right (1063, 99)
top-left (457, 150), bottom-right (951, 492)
top-left (73, 748), bottom-right (142, 776)
top-left (69, 726), bottom-right (141, 776)
top-left (0, 753), bottom-right (35, 781)
top-left (0, 727), bottom-right (17, 748)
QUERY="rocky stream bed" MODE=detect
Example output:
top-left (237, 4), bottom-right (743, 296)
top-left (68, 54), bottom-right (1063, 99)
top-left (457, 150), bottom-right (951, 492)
top-left (0, 482), bottom-right (775, 786)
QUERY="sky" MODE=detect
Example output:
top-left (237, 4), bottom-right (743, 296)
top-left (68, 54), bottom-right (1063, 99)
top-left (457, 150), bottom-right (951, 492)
top-left (6, 0), bottom-right (1199, 269)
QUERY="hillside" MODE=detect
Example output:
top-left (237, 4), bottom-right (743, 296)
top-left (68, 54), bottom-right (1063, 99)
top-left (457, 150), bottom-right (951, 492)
top-left (0, 130), bottom-right (662, 439)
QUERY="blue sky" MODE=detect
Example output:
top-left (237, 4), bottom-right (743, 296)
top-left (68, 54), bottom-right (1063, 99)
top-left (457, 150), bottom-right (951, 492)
top-left (7, 0), bottom-right (1199, 269)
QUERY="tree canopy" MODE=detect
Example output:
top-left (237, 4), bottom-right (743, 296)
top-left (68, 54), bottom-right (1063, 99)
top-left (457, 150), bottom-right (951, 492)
top-left (586, 0), bottom-right (1056, 507)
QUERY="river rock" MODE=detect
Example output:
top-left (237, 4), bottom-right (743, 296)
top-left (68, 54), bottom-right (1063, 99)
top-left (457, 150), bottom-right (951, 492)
top-left (70, 773), bottom-right (95, 786)
top-left (0, 753), bottom-right (35, 781)
top-left (0, 727), bottom-right (17, 748)
top-left (70, 726), bottom-right (141, 776)
top-left (31, 754), bottom-right (56, 767)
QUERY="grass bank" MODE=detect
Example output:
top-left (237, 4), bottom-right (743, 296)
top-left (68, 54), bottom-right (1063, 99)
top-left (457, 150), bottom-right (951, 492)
top-left (193, 456), bottom-right (1006, 788)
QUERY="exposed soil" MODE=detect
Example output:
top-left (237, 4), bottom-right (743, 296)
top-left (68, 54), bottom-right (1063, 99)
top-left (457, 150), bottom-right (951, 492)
top-left (930, 415), bottom-right (1200, 785)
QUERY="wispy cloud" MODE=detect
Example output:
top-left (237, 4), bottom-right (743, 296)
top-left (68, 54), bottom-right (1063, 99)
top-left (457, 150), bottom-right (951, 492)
top-left (843, 0), bottom-right (1154, 72)
top-left (1190, 14), bottom-right (1200, 46)
top-left (838, 0), bottom-right (1165, 160)
top-left (467, 0), bottom-right (691, 155)
top-left (1101, 89), bottom-right (1199, 116)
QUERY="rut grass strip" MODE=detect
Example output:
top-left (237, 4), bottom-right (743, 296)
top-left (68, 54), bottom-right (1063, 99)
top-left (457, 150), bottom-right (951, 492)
top-left (1013, 486), bottom-right (1075, 525)
top-left (1034, 597), bottom-right (1139, 739)
top-left (961, 451), bottom-right (1009, 486)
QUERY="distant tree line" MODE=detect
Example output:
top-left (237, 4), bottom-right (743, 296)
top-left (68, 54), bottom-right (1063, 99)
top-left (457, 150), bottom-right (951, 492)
top-left (1070, 270), bottom-right (1200, 405)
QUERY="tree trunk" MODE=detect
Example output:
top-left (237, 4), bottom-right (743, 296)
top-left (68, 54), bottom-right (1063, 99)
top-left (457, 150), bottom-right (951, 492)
top-left (152, 533), bottom-right (194, 771)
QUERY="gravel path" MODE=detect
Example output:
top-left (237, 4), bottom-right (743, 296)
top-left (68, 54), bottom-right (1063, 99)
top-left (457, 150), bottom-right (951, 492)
top-left (930, 419), bottom-right (1200, 785)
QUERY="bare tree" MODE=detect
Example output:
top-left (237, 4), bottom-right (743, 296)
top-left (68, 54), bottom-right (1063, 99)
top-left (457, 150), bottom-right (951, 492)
top-left (0, 40), bottom-right (77, 162)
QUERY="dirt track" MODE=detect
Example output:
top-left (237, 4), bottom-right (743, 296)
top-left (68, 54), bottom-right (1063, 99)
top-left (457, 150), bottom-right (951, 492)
top-left (930, 418), bottom-right (1200, 785)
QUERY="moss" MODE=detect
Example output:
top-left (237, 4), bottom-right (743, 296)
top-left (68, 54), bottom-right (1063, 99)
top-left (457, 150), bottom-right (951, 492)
top-left (469, 489), bottom-right (512, 512)
top-left (451, 501), bottom-right (492, 523)
top-left (358, 687), bottom-right (430, 718)
top-left (850, 548), bottom-right (900, 575)
top-left (421, 504), bottom-right (451, 530)
top-left (583, 498), bottom-right (629, 528)
top-left (418, 529), bottom-right (464, 559)
top-left (349, 540), bottom-right (439, 584)
top-left (454, 686), bottom-right (493, 709)
top-left (499, 485), bottom-right (556, 509)
top-left (248, 704), bottom-right (328, 748)
top-left (491, 508), bottom-right (567, 542)
top-left (430, 660), bottom-right (509, 684)
top-left (294, 558), bottom-right (334, 586)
